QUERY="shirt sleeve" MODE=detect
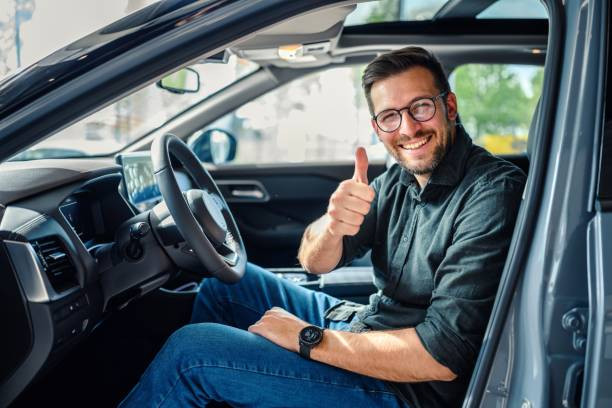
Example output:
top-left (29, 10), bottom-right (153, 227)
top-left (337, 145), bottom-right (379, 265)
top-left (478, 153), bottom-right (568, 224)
top-left (414, 175), bottom-right (525, 377)
top-left (334, 174), bottom-right (383, 268)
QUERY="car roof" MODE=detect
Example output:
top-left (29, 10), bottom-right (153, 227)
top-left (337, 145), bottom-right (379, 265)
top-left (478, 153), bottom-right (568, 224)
top-left (0, 0), bottom-right (547, 119)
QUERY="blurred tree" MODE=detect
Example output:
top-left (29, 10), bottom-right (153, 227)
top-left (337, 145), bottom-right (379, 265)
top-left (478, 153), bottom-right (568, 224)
top-left (0, 0), bottom-right (35, 76)
top-left (528, 67), bottom-right (544, 113)
top-left (366, 0), bottom-right (401, 23)
top-left (453, 64), bottom-right (534, 147)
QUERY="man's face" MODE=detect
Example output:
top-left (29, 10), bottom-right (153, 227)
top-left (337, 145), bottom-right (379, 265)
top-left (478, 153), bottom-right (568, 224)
top-left (370, 67), bottom-right (458, 182)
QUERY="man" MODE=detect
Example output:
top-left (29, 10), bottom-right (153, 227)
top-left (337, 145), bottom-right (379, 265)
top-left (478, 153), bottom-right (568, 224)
top-left (121, 47), bottom-right (526, 408)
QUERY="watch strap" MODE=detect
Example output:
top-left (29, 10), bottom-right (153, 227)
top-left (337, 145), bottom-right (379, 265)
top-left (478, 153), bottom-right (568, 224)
top-left (299, 341), bottom-right (312, 359)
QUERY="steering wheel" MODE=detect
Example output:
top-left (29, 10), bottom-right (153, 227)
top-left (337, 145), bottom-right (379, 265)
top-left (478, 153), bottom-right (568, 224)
top-left (151, 133), bottom-right (246, 283)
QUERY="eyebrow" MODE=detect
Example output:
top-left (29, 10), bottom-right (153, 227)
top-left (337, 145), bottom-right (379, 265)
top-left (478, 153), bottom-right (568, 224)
top-left (374, 94), bottom-right (435, 116)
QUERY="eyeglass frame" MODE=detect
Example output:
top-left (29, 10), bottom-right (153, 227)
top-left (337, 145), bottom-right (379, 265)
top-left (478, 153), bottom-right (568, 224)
top-left (373, 91), bottom-right (449, 133)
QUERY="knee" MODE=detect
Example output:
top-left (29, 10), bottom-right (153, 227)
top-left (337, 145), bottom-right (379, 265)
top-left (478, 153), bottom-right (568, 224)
top-left (193, 275), bottom-right (229, 317)
top-left (160, 323), bottom-right (230, 364)
top-left (197, 263), bottom-right (265, 296)
top-left (167, 323), bottom-right (229, 344)
top-left (192, 263), bottom-right (272, 324)
top-left (160, 325), bottom-right (198, 361)
top-left (197, 274), bottom-right (225, 297)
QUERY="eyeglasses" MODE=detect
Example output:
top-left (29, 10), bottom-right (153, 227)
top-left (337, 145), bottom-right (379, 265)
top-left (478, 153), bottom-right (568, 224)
top-left (373, 92), bottom-right (448, 133)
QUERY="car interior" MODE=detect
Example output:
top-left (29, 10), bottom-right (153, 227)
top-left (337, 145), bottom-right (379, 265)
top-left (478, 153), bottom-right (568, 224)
top-left (0, 1), bottom-right (550, 406)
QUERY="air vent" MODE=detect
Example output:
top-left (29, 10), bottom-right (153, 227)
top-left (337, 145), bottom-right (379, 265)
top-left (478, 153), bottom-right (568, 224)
top-left (31, 236), bottom-right (78, 293)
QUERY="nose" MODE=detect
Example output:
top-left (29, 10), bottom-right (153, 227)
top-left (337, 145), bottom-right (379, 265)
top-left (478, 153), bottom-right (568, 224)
top-left (398, 109), bottom-right (421, 137)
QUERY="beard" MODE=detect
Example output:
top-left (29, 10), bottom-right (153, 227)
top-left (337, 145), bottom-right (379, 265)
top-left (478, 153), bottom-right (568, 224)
top-left (390, 121), bottom-right (453, 176)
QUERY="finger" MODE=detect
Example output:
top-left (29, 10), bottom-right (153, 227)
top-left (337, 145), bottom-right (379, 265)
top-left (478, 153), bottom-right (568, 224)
top-left (328, 219), bottom-right (360, 237)
top-left (352, 147), bottom-right (369, 184)
top-left (330, 189), bottom-right (371, 213)
top-left (342, 195), bottom-right (372, 215)
top-left (328, 207), bottom-right (364, 226)
top-left (248, 325), bottom-right (267, 337)
top-left (339, 181), bottom-right (375, 202)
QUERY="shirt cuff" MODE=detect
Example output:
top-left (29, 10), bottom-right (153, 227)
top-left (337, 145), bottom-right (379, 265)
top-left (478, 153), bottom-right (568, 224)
top-left (414, 318), bottom-right (476, 378)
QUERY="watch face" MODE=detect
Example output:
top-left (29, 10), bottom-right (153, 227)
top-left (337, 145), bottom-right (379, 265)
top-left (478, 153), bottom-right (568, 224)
top-left (300, 326), bottom-right (323, 345)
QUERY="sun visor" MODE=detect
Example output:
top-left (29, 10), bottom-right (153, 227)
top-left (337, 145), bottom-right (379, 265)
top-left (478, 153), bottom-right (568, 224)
top-left (230, 5), bottom-right (355, 65)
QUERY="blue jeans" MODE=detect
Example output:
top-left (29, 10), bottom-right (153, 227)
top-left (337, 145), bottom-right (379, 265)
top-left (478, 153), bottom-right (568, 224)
top-left (120, 263), bottom-right (408, 407)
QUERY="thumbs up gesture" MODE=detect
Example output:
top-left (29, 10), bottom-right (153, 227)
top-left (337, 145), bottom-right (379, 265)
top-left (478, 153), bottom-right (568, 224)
top-left (326, 147), bottom-right (376, 237)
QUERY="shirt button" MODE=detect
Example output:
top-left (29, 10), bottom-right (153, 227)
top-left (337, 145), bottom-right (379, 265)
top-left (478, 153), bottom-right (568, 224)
top-left (402, 236), bottom-right (408, 242)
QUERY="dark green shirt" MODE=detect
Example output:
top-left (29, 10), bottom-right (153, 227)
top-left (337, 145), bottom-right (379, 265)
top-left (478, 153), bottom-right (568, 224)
top-left (331, 126), bottom-right (526, 408)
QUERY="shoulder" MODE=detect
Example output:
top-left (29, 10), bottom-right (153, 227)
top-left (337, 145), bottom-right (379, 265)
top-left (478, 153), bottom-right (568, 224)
top-left (462, 144), bottom-right (526, 192)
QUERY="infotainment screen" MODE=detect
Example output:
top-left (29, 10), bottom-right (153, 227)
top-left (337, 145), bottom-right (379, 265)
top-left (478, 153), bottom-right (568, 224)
top-left (117, 152), bottom-right (162, 212)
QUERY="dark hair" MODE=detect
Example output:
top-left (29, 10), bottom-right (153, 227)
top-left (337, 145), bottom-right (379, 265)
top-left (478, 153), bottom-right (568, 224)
top-left (362, 46), bottom-right (450, 116)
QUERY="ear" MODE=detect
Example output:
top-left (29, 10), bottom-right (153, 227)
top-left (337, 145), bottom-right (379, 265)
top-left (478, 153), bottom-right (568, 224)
top-left (445, 91), bottom-right (458, 121)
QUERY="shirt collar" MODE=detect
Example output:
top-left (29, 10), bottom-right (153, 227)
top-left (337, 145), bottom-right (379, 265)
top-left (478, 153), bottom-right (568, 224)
top-left (398, 124), bottom-right (472, 188)
top-left (428, 124), bottom-right (472, 187)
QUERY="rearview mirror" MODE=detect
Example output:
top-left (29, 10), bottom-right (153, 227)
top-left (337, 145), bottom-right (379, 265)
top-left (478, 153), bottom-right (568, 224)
top-left (188, 129), bottom-right (237, 164)
top-left (157, 67), bottom-right (200, 94)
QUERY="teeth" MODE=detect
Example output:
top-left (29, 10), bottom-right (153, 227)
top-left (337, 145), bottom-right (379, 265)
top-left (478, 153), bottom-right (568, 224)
top-left (400, 136), bottom-right (429, 150)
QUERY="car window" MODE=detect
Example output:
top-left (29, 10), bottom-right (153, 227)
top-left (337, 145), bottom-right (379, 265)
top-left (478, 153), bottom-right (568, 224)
top-left (344, 0), bottom-right (450, 24)
top-left (195, 66), bottom-right (387, 165)
top-left (344, 0), bottom-right (546, 26)
top-left (450, 64), bottom-right (544, 155)
top-left (0, 0), bottom-right (159, 82)
top-left (10, 55), bottom-right (258, 160)
top-left (477, 0), bottom-right (547, 19)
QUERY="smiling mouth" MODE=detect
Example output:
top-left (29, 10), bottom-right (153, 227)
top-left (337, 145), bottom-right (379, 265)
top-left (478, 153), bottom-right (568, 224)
top-left (399, 135), bottom-right (431, 151)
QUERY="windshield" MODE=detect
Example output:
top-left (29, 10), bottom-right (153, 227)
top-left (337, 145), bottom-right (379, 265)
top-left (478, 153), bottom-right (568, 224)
top-left (0, 0), bottom-right (160, 82)
top-left (11, 55), bottom-right (258, 160)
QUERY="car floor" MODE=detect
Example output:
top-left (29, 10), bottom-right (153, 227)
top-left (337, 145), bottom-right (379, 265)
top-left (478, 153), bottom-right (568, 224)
top-left (11, 290), bottom-right (193, 408)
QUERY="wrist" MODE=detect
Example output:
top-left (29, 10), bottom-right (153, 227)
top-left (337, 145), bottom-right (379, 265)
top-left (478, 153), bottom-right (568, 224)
top-left (322, 215), bottom-right (345, 242)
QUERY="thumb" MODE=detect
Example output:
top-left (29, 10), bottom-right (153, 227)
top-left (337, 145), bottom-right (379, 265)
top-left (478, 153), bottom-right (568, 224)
top-left (352, 147), bottom-right (369, 184)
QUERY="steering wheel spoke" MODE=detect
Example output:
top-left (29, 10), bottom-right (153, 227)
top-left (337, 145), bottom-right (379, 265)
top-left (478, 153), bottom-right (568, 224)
top-left (221, 231), bottom-right (242, 264)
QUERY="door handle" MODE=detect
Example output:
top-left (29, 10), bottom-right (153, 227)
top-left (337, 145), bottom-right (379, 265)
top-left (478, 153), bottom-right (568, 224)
top-left (216, 180), bottom-right (269, 202)
top-left (231, 188), bottom-right (264, 199)
top-left (562, 362), bottom-right (584, 408)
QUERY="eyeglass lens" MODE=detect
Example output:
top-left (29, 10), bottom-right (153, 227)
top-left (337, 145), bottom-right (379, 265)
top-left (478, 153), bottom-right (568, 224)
top-left (376, 97), bottom-right (437, 132)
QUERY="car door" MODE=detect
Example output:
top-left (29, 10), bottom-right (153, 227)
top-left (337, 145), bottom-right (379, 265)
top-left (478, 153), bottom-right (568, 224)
top-left (464, 0), bottom-right (607, 406)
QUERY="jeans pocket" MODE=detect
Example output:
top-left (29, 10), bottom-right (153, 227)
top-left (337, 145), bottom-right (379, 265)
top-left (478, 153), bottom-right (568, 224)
top-left (324, 301), bottom-right (364, 322)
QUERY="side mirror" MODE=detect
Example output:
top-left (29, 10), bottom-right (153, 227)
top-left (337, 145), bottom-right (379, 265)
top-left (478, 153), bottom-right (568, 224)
top-left (157, 67), bottom-right (200, 94)
top-left (188, 129), bottom-right (237, 164)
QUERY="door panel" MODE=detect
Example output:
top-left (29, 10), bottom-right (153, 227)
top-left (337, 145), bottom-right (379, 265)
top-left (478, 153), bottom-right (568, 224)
top-left (210, 162), bottom-right (387, 267)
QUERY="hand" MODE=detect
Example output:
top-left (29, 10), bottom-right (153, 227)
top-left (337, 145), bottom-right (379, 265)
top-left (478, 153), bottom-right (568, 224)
top-left (248, 307), bottom-right (309, 352)
top-left (326, 147), bottom-right (375, 237)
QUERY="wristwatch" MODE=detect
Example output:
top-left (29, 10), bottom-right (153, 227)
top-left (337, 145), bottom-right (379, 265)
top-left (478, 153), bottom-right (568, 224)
top-left (298, 325), bottom-right (325, 359)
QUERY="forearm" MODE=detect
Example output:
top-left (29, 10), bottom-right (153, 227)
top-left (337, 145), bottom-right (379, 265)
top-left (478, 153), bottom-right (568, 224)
top-left (311, 328), bottom-right (457, 383)
top-left (297, 214), bottom-right (343, 274)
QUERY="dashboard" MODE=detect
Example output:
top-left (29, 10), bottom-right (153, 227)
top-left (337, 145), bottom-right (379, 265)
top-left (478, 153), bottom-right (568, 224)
top-left (0, 155), bottom-right (189, 406)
